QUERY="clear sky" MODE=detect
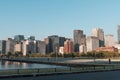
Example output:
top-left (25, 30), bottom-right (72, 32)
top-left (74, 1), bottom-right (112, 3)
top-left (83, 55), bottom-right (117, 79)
top-left (0, 0), bottom-right (120, 41)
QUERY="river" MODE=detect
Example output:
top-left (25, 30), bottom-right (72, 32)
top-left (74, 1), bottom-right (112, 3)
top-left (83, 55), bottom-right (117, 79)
top-left (0, 60), bottom-right (66, 70)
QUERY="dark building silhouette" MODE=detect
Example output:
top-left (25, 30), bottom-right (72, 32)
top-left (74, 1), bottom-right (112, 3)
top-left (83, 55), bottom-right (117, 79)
top-left (14, 35), bottom-right (24, 42)
top-left (0, 40), bottom-right (6, 54)
top-left (45, 35), bottom-right (66, 54)
top-left (74, 30), bottom-right (86, 52)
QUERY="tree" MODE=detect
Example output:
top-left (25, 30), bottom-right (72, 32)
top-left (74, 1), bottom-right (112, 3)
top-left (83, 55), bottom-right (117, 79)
top-left (14, 51), bottom-right (23, 57)
top-left (7, 52), bottom-right (12, 58)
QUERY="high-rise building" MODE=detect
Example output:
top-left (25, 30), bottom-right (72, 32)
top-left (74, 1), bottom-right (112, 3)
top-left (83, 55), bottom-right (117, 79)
top-left (64, 39), bottom-right (74, 53)
top-left (45, 35), bottom-right (66, 54)
top-left (44, 38), bottom-right (51, 54)
top-left (48, 35), bottom-right (59, 53)
top-left (79, 44), bottom-right (87, 53)
top-left (14, 42), bottom-right (23, 52)
top-left (22, 40), bottom-right (29, 56)
top-left (86, 36), bottom-right (99, 52)
top-left (117, 25), bottom-right (120, 43)
top-left (28, 40), bottom-right (36, 54)
top-left (36, 40), bottom-right (46, 54)
top-left (92, 28), bottom-right (104, 47)
top-left (14, 35), bottom-right (24, 42)
top-left (22, 40), bottom-right (36, 56)
top-left (6, 38), bottom-right (14, 54)
top-left (28, 36), bottom-right (35, 41)
top-left (74, 30), bottom-right (86, 52)
top-left (104, 34), bottom-right (114, 47)
top-left (59, 37), bottom-right (66, 46)
top-left (0, 40), bottom-right (6, 54)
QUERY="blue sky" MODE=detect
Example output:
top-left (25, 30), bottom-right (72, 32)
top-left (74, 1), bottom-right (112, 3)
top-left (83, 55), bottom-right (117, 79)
top-left (0, 0), bottom-right (120, 41)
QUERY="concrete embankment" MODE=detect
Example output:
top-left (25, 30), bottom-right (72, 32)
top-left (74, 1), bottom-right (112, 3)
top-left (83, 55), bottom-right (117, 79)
top-left (1, 58), bottom-right (116, 67)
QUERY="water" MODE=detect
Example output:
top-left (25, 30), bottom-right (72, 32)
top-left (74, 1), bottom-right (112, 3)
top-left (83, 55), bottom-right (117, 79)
top-left (0, 60), bottom-right (66, 70)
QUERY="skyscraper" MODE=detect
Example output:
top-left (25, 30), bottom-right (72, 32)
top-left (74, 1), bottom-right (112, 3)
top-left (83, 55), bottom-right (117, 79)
top-left (22, 40), bottom-right (29, 56)
top-left (73, 30), bottom-right (86, 52)
top-left (22, 40), bottom-right (36, 55)
top-left (0, 40), bottom-right (6, 54)
top-left (59, 37), bottom-right (66, 46)
top-left (36, 40), bottom-right (46, 54)
top-left (104, 34), bottom-right (114, 47)
top-left (92, 28), bottom-right (104, 47)
top-left (14, 35), bottom-right (24, 42)
top-left (44, 38), bottom-right (51, 54)
top-left (28, 36), bottom-right (35, 41)
top-left (48, 35), bottom-right (59, 53)
top-left (86, 36), bottom-right (99, 52)
top-left (79, 44), bottom-right (87, 53)
top-left (28, 40), bottom-right (36, 54)
top-left (6, 38), bottom-right (14, 54)
top-left (14, 42), bottom-right (23, 52)
top-left (45, 35), bottom-right (66, 54)
top-left (117, 25), bottom-right (120, 43)
top-left (64, 39), bottom-right (74, 53)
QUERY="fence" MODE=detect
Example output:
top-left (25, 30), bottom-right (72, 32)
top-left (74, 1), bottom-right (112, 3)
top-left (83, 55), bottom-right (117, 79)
top-left (0, 64), bottom-right (120, 76)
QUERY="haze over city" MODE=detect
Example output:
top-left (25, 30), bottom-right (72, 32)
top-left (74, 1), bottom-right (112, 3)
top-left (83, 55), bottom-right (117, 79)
top-left (0, 0), bottom-right (120, 40)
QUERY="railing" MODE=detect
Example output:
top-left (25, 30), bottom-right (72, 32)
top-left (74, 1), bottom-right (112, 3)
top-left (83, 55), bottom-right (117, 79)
top-left (0, 65), bottom-right (120, 76)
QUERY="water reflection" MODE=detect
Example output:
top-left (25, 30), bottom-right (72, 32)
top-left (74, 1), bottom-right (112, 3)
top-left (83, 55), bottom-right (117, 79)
top-left (0, 60), bottom-right (65, 70)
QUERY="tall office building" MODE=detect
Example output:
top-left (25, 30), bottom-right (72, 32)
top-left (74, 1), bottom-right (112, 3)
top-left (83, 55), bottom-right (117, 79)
top-left (28, 36), bottom-right (35, 41)
top-left (28, 40), bottom-right (36, 53)
top-left (36, 40), bottom-right (46, 54)
top-left (79, 44), bottom-right (87, 53)
top-left (0, 40), bottom-right (6, 54)
top-left (22, 39), bottom-right (37, 56)
top-left (44, 38), bottom-right (51, 54)
top-left (104, 34), bottom-right (114, 47)
top-left (48, 35), bottom-right (59, 53)
top-left (6, 38), bottom-right (15, 54)
top-left (117, 25), bottom-right (120, 43)
top-left (22, 40), bottom-right (29, 56)
top-left (14, 35), bottom-right (24, 42)
top-left (45, 35), bottom-right (66, 54)
top-left (64, 39), bottom-right (74, 53)
top-left (92, 28), bottom-right (104, 47)
top-left (59, 37), bottom-right (66, 46)
top-left (73, 30), bottom-right (86, 52)
top-left (14, 42), bottom-right (23, 52)
top-left (86, 36), bottom-right (99, 52)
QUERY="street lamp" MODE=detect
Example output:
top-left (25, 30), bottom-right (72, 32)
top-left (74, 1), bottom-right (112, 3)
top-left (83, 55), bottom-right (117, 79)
top-left (55, 47), bottom-right (58, 61)
top-left (93, 51), bottom-right (96, 63)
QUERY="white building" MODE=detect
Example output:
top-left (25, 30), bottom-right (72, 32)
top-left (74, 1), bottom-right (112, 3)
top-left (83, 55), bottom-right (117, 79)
top-left (59, 47), bottom-right (64, 54)
top-left (79, 45), bottom-right (87, 53)
top-left (86, 36), bottom-right (99, 52)
top-left (114, 43), bottom-right (120, 53)
top-left (92, 28), bottom-right (104, 47)
top-left (22, 40), bottom-right (29, 56)
top-left (104, 34), bottom-right (114, 47)
top-left (14, 42), bottom-right (22, 52)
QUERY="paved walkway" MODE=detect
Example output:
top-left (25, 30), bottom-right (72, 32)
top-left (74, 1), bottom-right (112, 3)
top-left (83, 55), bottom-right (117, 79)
top-left (2, 70), bottom-right (120, 80)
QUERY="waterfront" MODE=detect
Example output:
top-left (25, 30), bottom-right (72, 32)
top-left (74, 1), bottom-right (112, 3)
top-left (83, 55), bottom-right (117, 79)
top-left (0, 60), bottom-right (65, 70)
top-left (1, 58), bottom-right (120, 78)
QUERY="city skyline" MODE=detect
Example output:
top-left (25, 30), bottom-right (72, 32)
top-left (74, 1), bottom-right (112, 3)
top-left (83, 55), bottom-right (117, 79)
top-left (0, 0), bottom-right (120, 41)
